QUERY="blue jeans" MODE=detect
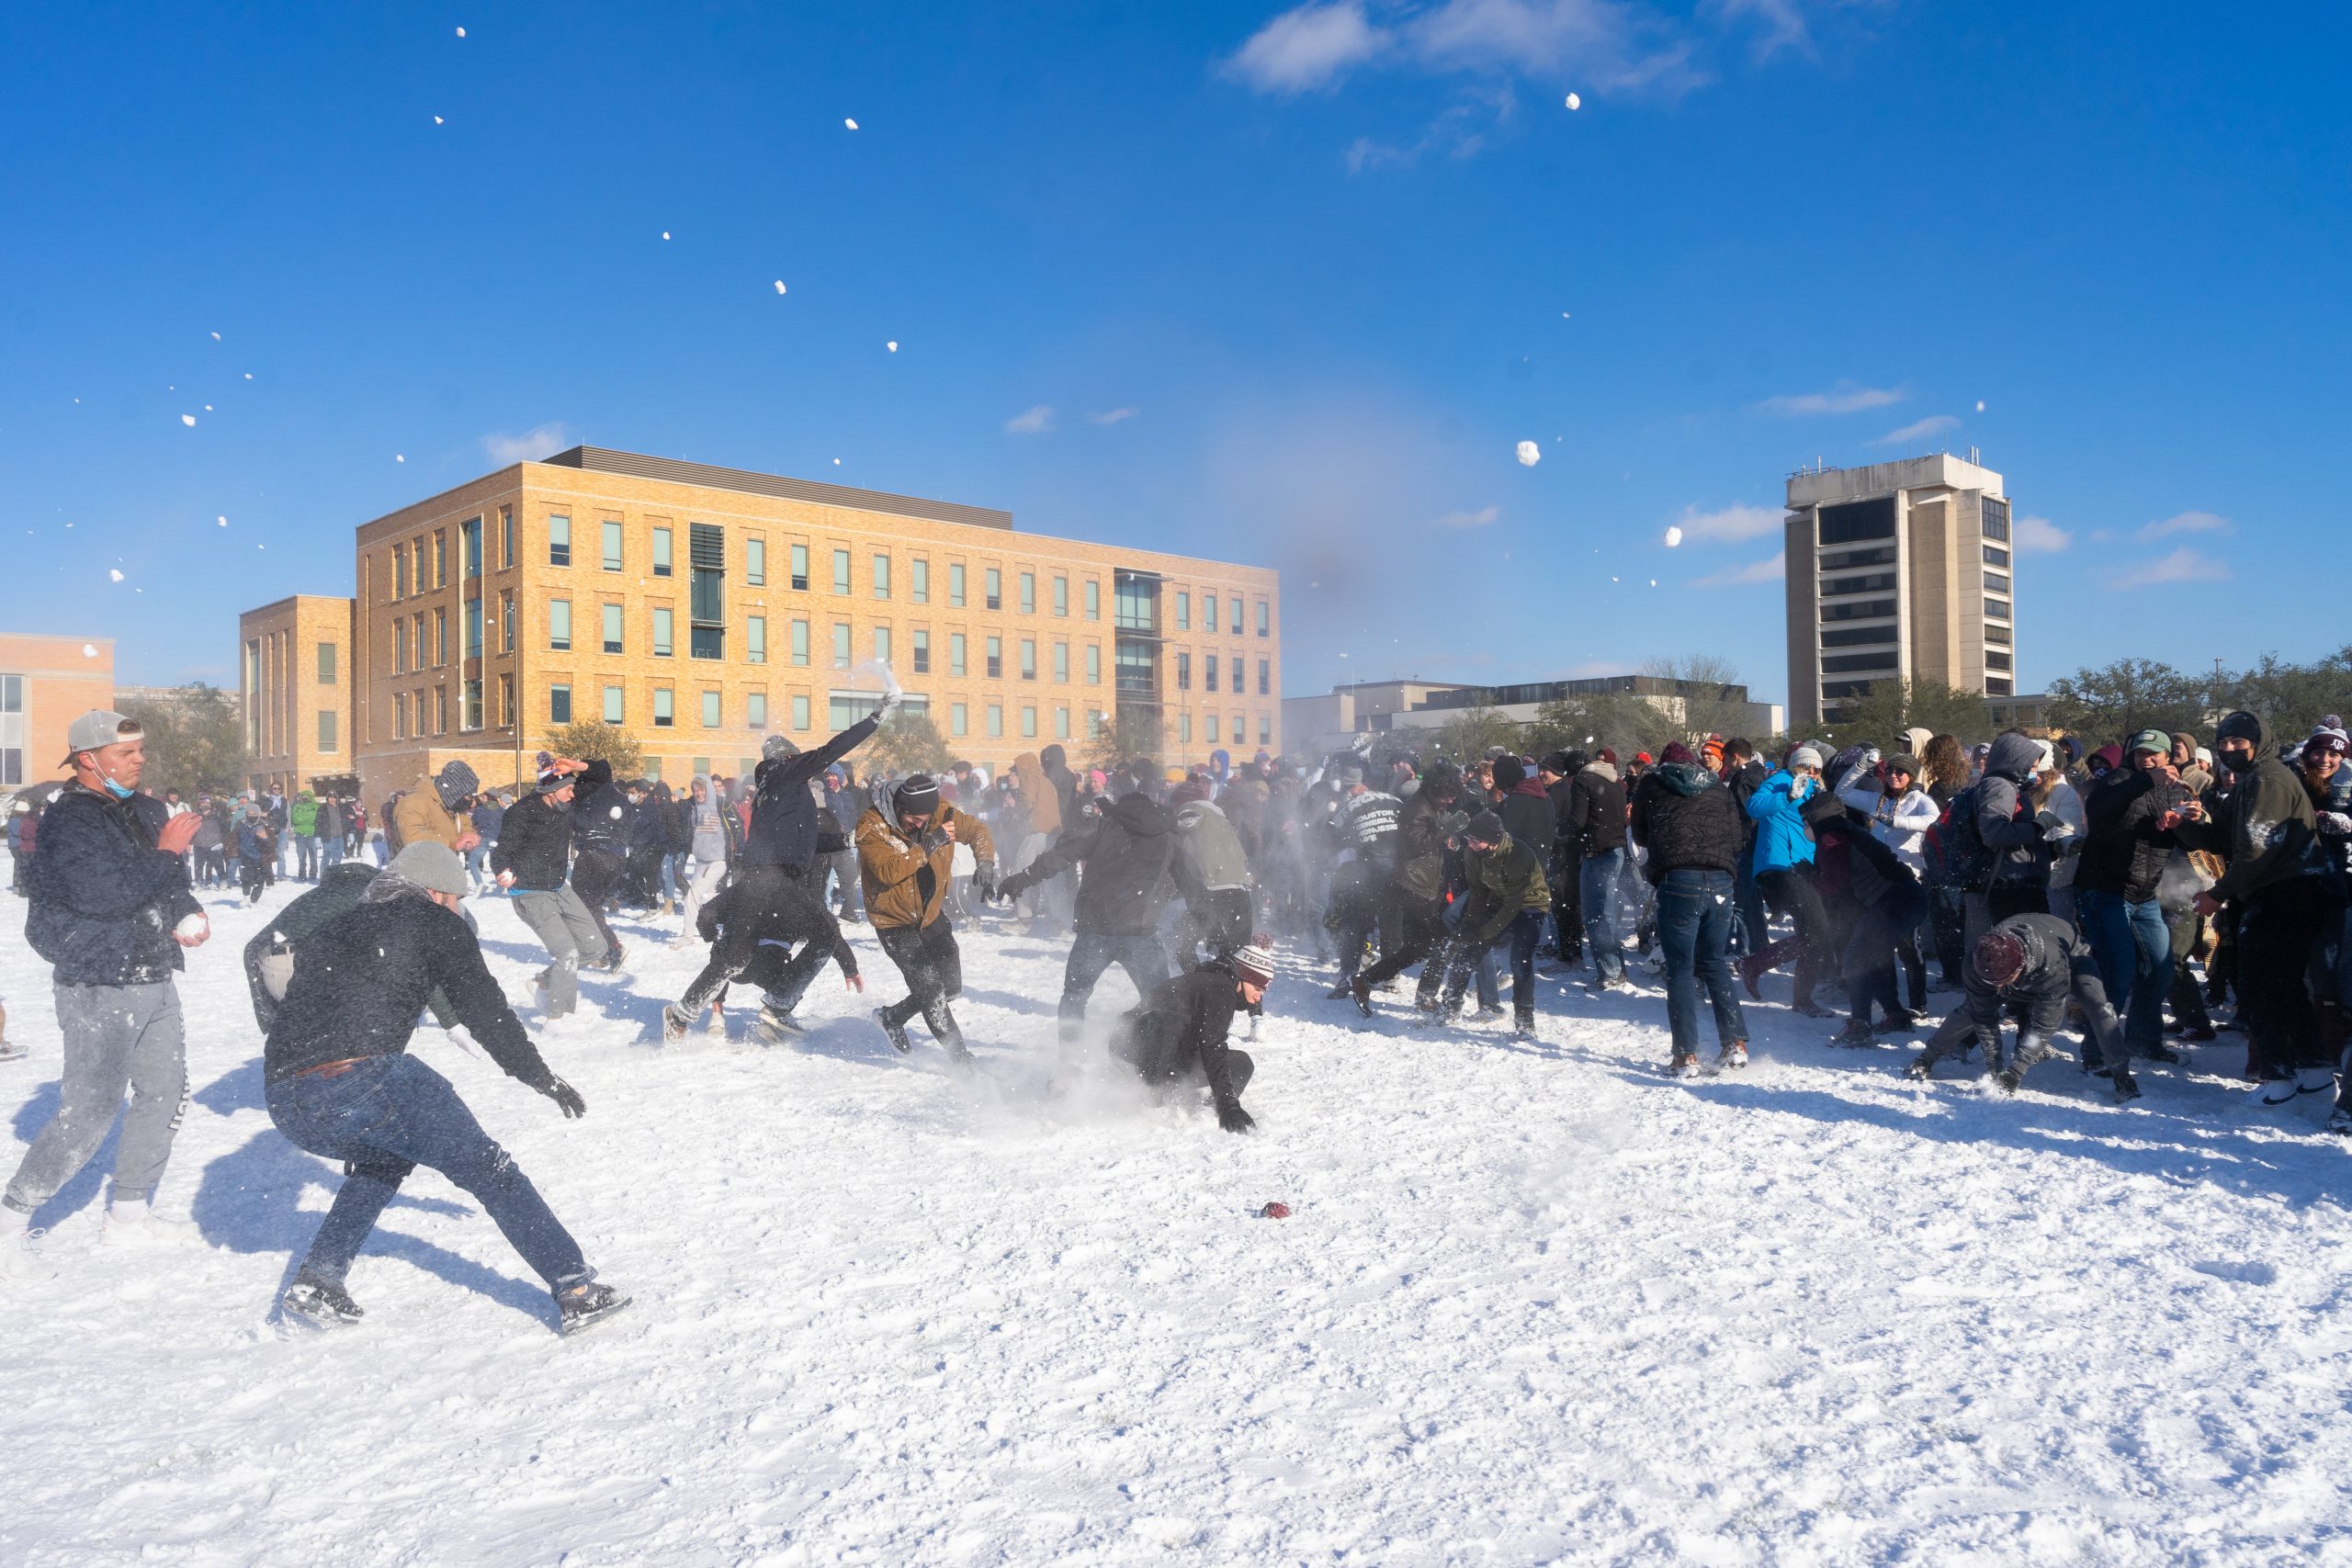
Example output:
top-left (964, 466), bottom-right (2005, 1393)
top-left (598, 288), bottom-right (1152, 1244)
top-left (1058, 931), bottom-right (1171, 1039)
top-left (2077, 888), bottom-right (2174, 1055)
top-left (266, 1055), bottom-right (587, 1290)
top-left (1581, 851), bottom-right (1628, 983)
top-left (1656, 870), bottom-right (1747, 1055)
top-left (321, 835), bottom-right (345, 869)
top-left (1442, 911), bottom-right (1545, 1021)
top-left (1442, 887), bottom-right (1499, 1008)
top-left (465, 844), bottom-right (492, 887)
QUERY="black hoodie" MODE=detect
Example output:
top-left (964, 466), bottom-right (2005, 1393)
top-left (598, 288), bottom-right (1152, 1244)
top-left (1012, 791), bottom-right (1178, 933)
top-left (1629, 762), bottom-right (1744, 881)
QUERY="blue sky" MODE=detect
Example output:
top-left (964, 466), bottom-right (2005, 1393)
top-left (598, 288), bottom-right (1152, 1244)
top-left (3, 2), bottom-right (2346, 704)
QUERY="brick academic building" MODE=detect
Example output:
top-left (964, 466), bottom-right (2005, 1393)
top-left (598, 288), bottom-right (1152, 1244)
top-left (240, 446), bottom-right (1281, 808)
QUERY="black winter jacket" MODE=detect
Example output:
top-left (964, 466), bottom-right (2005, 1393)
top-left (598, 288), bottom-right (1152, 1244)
top-left (1629, 763), bottom-right (1744, 881)
top-left (2077, 767), bottom-right (2187, 903)
top-left (491, 790), bottom-right (578, 892)
top-left (746, 716), bottom-right (878, 872)
top-left (571, 761), bottom-right (629, 855)
top-left (1496, 781), bottom-right (1557, 867)
top-left (243, 863), bottom-right (455, 1032)
top-left (25, 785), bottom-right (199, 987)
top-left (263, 892), bottom-right (556, 1089)
top-left (1565, 765), bottom-right (1628, 858)
top-left (1012, 792), bottom-right (1178, 933)
top-left (1116, 963), bottom-right (1251, 1111)
top-left (696, 873), bottom-right (856, 979)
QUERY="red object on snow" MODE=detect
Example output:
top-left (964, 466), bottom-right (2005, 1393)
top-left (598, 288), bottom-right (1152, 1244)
top-left (1260, 1201), bottom-right (1291, 1219)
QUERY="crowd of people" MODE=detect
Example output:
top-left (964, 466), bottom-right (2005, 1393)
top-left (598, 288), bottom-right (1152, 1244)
top-left (5, 691), bottom-right (2349, 1332)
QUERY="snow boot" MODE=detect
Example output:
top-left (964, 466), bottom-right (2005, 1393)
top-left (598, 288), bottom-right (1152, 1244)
top-left (2111, 1069), bottom-right (2143, 1103)
top-left (2143, 1042), bottom-right (2185, 1065)
top-left (755, 1004), bottom-right (805, 1046)
top-left (1668, 1052), bottom-right (1703, 1079)
top-left (282, 1269), bottom-right (364, 1328)
top-left (1717, 1040), bottom-right (1748, 1070)
top-left (556, 1279), bottom-right (632, 1337)
top-left (1996, 1066), bottom-right (2023, 1095)
top-left (1350, 976), bottom-right (1374, 1018)
top-left (1829, 1021), bottom-right (1876, 1048)
top-left (1512, 1011), bottom-right (1536, 1038)
top-left (661, 1004), bottom-right (693, 1044)
top-left (875, 1009), bottom-right (912, 1054)
top-left (1905, 1055), bottom-right (1934, 1080)
top-left (1326, 982), bottom-right (1356, 1001)
top-left (0, 1224), bottom-right (51, 1280)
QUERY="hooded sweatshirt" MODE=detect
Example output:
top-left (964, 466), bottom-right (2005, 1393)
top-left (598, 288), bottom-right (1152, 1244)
top-left (2176, 712), bottom-right (2326, 903)
top-left (1565, 761), bottom-right (1627, 857)
top-left (1014, 791), bottom-right (1179, 933)
top-left (1012, 752), bottom-right (1063, 837)
top-left (1630, 761), bottom-right (1744, 880)
top-left (1974, 731), bottom-right (2055, 891)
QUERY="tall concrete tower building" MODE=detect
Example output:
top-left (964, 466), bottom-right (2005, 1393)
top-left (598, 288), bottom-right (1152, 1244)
top-left (1783, 453), bottom-right (2013, 729)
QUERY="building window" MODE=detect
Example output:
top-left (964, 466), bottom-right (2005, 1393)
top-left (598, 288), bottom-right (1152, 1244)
top-left (1055, 706), bottom-right (1070, 739)
top-left (1984, 570), bottom-right (2010, 593)
top-left (1258, 660), bottom-right (1270, 696)
top-left (549, 683), bottom-right (571, 725)
top-left (1084, 581), bottom-right (1100, 621)
top-left (603, 684), bottom-right (625, 725)
top-left (1986, 650), bottom-right (2013, 671)
top-left (912, 629), bottom-right (930, 674)
top-left (1204, 656), bottom-right (1216, 694)
top-left (1981, 497), bottom-right (2011, 542)
top-left (391, 621), bottom-right (407, 673)
top-left (652, 606), bottom-right (673, 658)
top-left (1019, 572), bottom-right (1035, 615)
top-left (1986, 623), bottom-right (2012, 647)
top-left (434, 532), bottom-right (447, 587)
top-left (1053, 642), bottom-right (1069, 682)
top-left (950, 633), bottom-right (967, 677)
top-left (652, 526), bottom-right (673, 578)
top-left (1230, 597), bottom-right (1243, 634)
top-left (392, 692), bottom-right (407, 739)
top-left (1257, 601), bottom-right (1271, 637)
top-left (602, 520), bottom-right (623, 572)
top-left (1986, 676), bottom-right (2014, 695)
top-left (977, 568), bottom-right (996, 611)
top-left (434, 609), bottom-right (447, 665)
top-left (702, 691), bottom-right (721, 728)
top-left (987, 636), bottom-right (1002, 679)
top-left (1086, 646), bottom-right (1101, 684)
top-left (317, 641), bottom-right (337, 684)
top-left (1824, 571), bottom-right (1899, 598)
top-left (1052, 576), bottom-right (1068, 617)
top-left (1175, 591), bottom-right (1190, 629)
top-left (873, 554), bottom-right (890, 599)
top-left (907, 558), bottom-right (929, 604)
top-left (1230, 658), bottom-right (1243, 694)
top-left (1984, 598), bottom-right (2011, 622)
top-left (465, 599), bottom-right (483, 659)
top-left (791, 543), bottom-right (809, 591)
top-left (951, 703), bottom-right (967, 737)
top-left (950, 563), bottom-right (967, 607)
top-left (747, 615), bottom-right (766, 665)
top-left (1206, 714), bottom-right (1219, 745)
top-left (1822, 650), bottom-right (1900, 674)
top-left (549, 599), bottom-right (571, 651)
top-left (393, 545), bottom-right (409, 599)
top-left (434, 687), bottom-right (448, 734)
top-left (792, 694), bottom-right (811, 730)
top-left (603, 604), bottom-right (624, 654)
top-left (832, 623), bottom-right (852, 669)
top-left (462, 678), bottom-right (483, 731)
top-left (690, 524), bottom-right (728, 659)
top-left (1179, 711), bottom-right (1193, 744)
top-left (501, 506), bottom-right (515, 570)
top-left (833, 549), bottom-right (851, 594)
top-left (1820, 625), bottom-right (1896, 649)
top-left (1020, 639), bottom-right (1036, 681)
top-left (987, 705), bottom-right (1002, 738)
top-left (1204, 594), bottom-right (1217, 635)
top-left (1983, 545), bottom-right (2009, 568)
top-left (1260, 716), bottom-right (1272, 746)
top-left (1819, 497), bottom-right (1898, 545)
top-left (1177, 652), bottom-right (1192, 691)
top-left (792, 619), bottom-right (810, 667)
top-left (1115, 577), bottom-right (1157, 632)
top-left (874, 626), bottom-right (892, 665)
top-left (501, 590), bottom-right (515, 653)
top-left (1021, 705), bottom-right (1037, 738)
top-left (462, 516), bottom-right (482, 580)
top-left (1822, 599), bottom-right (1898, 623)
top-left (741, 691), bottom-right (764, 729)
top-left (498, 673), bottom-right (513, 727)
top-left (747, 537), bottom-right (766, 586)
top-left (318, 711), bottom-right (338, 752)
top-left (548, 515), bottom-right (571, 567)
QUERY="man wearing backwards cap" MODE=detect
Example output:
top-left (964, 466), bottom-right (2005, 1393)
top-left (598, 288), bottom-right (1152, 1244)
top-left (2075, 730), bottom-right (2193, 1077)
top-left (1110, 940), bottom-right (1275, 1133)
top-left (854, 773), bottom-right (995, 1061)
top-left (1909, 913), bottom-right (2133, 1099)
top-left (4, 712), bottom-right (209, 1274)
top-left (491, 757), bottom-right (612, 1022)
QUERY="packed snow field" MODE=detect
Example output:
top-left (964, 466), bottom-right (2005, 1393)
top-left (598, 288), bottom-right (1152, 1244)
top-left (5, 886), bottom-right (2351, 1567)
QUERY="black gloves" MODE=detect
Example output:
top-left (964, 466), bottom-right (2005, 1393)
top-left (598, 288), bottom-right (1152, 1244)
top-left (974, 865), bottom-right (998, 902)
top-left (542, 1076), bottom-right (587, 1119)
top-left (1216, 1100), bottom-right (1256, 1134)
top-left (992, 870), bottom-right (1025, 905)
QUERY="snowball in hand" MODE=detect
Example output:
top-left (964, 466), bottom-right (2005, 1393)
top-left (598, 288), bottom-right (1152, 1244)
top-left (1664, 525), bottom-right (1683, 547)
top-left (175, 913), bottom-right (207, 941)
top-left (1515, 440), bottom-right (1541, 468)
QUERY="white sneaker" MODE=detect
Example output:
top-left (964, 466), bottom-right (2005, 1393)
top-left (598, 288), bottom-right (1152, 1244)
top-left (0, 1224), bottom-right (53, 1280)
top-left (2297, 1067), bottom-right (2339, 1097)
top-left (103, 1203), bottom-right (195, 1247)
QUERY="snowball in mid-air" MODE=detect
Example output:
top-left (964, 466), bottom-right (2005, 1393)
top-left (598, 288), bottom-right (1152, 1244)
top-left (396, 454), bottom-right (405, 462)
top-left (210, 331), bottom-right (220, 340)
top-left (216, 515), bottom-right (227, 525)
top-left (108, 569), bottom-right (123, 582)
top-left (1975, 400), bottom-right (1986, 412)
top-left (832, 457), bottom-right (842, 466)
top-left (1515, 440), bottom-right (1541, 467)
top-left (844, 118), bottom-right (858, 130)
top-left (82, 643), bottom-right (96, 657)
top-left (1664, 525), bottom-right (1684, 547)
top-left (180, 414), bottom-right (196, 426)
top-left (887, 341), bottom-right (899, 352)
top-left (661, 231), bottom-right (671, 240)
top-left (435, 116), bottom-right (445, 125)
top-left (243, 372), bottom-right (253, 379)
top-left (1566, 93), bottom-right (1581, 110)
top-left (774, 280), bottom-right (786, 294)
top-left (455, 26), bottom-right (466, 37)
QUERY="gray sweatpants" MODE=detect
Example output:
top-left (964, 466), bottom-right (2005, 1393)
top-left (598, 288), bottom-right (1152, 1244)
top-left (5, 981), bottom-right (187, 1213)
top-left (512, 886), bottom-right (608, 1018)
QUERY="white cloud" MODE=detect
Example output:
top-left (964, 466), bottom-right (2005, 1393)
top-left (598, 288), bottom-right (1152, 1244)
top-left (1090, 407), bottom-right (1139, 425)
top-left (1004, 404), bottom-right (1056, 434)
top-left (1706, 0), bottom-right (1813, 57)
top-left (1671, 501), bottom-right (1781, 544)
top-left (2107, 547), bottom-right (2230, 590)
top-left (1756, 381), bottom-right (1904, 417)
top-left (2013, 514), bottom-right (2071, 553)
top-left (1690, 549), bottom-right (1785, 588)
top-left (481, 422), bottom-right (575, 465)
top-left (2138, 509), bottom-right (2230, 541)
top-left (1871, 413), bottom-right (1960, 446)
top-left (1225, 2), bottom-right (1385, 92)
top-left (1433, 504), bottom-right (1502, 529)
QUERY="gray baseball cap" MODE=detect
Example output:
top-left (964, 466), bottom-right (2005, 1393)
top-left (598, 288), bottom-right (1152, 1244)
top-left (61, 709), bottom-right (141, 765)
top-left (388, 841), bottom-right (469, 897)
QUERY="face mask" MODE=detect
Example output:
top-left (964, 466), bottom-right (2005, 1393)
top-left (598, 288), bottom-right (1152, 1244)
top-left (101, 774), bottom-right (135, 799)
top-left (2220, 747), bottom-right (2254, 774)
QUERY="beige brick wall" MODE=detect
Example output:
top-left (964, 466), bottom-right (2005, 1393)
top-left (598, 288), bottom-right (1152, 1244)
top-left (348, 463), bottom-right (1280, 811)
top-left (236, 595), bottom-right (356, 797)
top-left (0, 634), bottom-right (114, 788)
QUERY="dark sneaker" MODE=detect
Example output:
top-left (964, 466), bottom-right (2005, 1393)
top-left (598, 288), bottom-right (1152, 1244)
top-left (1829, 1021), bottom-right (1876, 1048)
top-left (2143, 1043), bottom-right (2185, 1065)
top-left (1512, 1013), bottom-right (1535, 1038)
top-left (2180, 1026), bottom-right (2218, 1043)
top-left (2111, 1069), bottom-right (2142, 1103)
top-left (875, 1009), bottom-right (912, 1054)
top-left (1717, 1040), bottom-right (1748, 1069)
top-left (1668, 1052), bottom-right (1703, 1079)
top-left (556, 1280), bottom-right (632, 1337)
top-left (1792, 1000), bottom-right (1837, 1020)
top-left (1351, 976), bottom-right (1374, 1017)
top-left (755, 1005), bottom-right (805, 1046)
top-left (1326, 983), bottom-right (1356, 1000)
top-left (1905, 1055), bottom-right (1933, 1080)
top-left (1996, 1066), bottom-right (2023, 1095)
top-left (1883, 1010), bottom-right (1920, 1032)
top-left (282, 1269), bottom-right (364, 1328)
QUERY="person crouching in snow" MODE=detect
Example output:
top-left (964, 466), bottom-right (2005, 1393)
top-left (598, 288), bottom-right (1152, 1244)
top-left (264, 842), bottom-right (628, 1335)
top-left (855, 773), bottom-right (994, 1062)
top-left (1112, 941), bottom-right (1275, 1133)
top-left (1909, 915), bottom-right (2132, 1100)
top-left (662, 864), bottom-right (861, 1043)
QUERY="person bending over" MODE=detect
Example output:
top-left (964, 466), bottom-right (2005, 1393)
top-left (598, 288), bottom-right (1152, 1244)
top-left (1112, 941), bottom-right (1275, 1133)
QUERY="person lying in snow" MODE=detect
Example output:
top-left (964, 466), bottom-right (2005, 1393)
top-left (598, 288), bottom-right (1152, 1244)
top-left (1908, 914), bottom-right (2132, 1100)
top-left (1109, 941), bottom-right (1275, 1133)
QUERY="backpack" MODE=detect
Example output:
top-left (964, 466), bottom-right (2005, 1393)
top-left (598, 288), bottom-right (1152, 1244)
top-left (381, 791), bottom-right (408, 854)
top-left (1924, 784), bottom-right (1996, 894)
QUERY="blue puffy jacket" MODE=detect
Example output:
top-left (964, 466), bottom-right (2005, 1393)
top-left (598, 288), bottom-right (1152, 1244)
top-left (1745, 768), bottom-right (1819, 876)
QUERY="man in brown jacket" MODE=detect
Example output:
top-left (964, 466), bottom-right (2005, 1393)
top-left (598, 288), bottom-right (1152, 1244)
top-left (855, 773), bottom-right (995, 1061)
top-left (394, 761), bottom-right (482, 856)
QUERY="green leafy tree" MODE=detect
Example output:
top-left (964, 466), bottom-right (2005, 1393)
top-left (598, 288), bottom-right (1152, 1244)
top-left (543, 718), bottom-right (643, 779)
top-left (116, 683), bottom-right (245, 797)
top-left (1822, 678), bottom-right (1995, 750)
top-left (2044, 660), bottom-right (2210, 748)
top-left (870, 709), bottom-right (952, 775)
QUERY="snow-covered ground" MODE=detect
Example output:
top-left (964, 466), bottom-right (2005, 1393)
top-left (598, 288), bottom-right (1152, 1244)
top-left (4, 881), bottom-right (2351, 1566)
